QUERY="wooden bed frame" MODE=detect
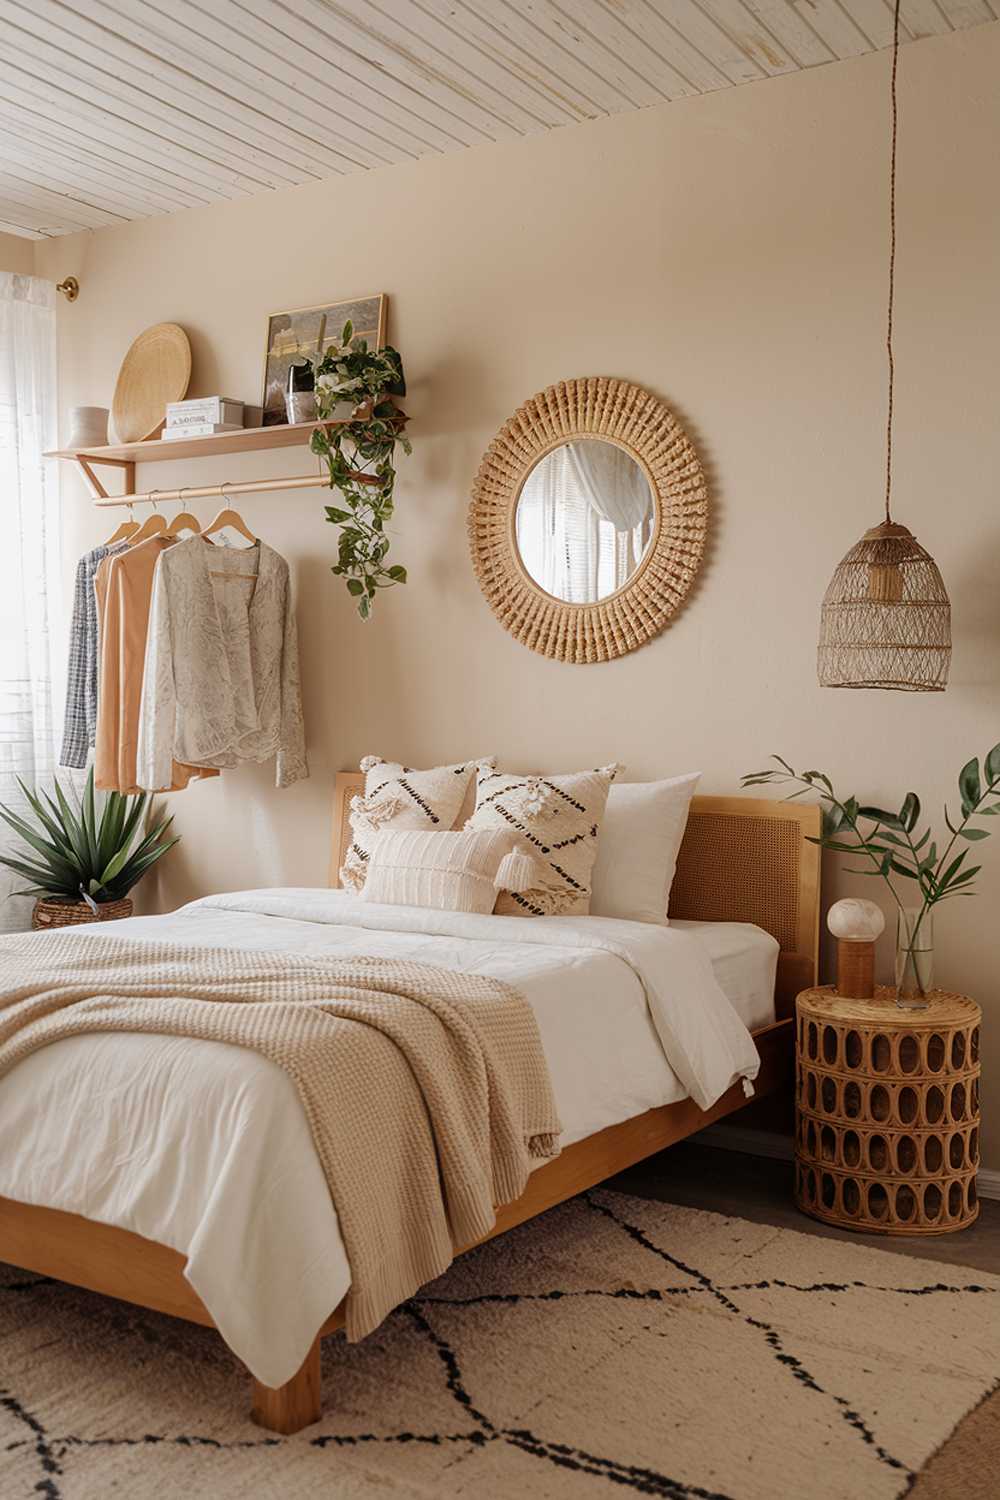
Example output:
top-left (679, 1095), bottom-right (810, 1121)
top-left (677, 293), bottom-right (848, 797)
top-left (0, 780), bottom-right (819, 1436)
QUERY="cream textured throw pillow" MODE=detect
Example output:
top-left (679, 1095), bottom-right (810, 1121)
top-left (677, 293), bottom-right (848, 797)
top-left (361, 828), bottom-right (543, 914)
top-left (341, 756), bottom-right (493, 891)
top-left (589, 773), bottom-right (701, 925)
top-left (467, 763), bottom-right (621, 916)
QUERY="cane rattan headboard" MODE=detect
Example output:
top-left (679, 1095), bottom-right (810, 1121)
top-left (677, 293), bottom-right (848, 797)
top-left (330, 776), bottom-right (820, 1019)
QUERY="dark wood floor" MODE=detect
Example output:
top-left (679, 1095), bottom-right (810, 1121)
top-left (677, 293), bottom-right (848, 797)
top-left (608, 1142), bottom-right (1000, 1275)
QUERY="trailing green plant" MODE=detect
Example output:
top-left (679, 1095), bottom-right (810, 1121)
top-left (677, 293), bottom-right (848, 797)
top-left (309, 321), bottom-right (411, 620)
top-left (0, 768), bottom-right (179, 907)
top-left (741, 744), bottom-right (1000, 994)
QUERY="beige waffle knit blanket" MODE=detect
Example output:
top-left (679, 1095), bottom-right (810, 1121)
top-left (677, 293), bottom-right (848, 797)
top-left (0, 932), bottom-right (561, 1341)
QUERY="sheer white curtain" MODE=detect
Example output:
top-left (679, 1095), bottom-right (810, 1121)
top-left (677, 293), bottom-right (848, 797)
top-left (565, 441), bottom-right (653, 590)
top-left (0, 272), bottom-right (62, 932)
top-left (516, 441), bottom-right (654, 603)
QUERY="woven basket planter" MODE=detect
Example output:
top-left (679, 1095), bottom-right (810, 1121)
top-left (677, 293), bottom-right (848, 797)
top-left (32, 896), bottom-right (133, 930)
top-left (795, 987), bottom-right (980, 1236)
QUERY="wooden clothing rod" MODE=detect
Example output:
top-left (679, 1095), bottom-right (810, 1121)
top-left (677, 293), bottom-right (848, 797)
top-left (90, 471), bottom-right (378, 508)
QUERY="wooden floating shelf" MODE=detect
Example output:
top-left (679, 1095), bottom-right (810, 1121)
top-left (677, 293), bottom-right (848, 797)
top-left (44, 419), bottom-right (354, 466)
top-left (44, 408), bottom-right (403, 506)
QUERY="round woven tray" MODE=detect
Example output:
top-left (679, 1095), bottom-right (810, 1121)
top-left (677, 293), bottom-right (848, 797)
top-left (795, 986), bottom-right (980, 1236)
top-left (32, 897), bottom-right (133, 930)
top-left (110, 321), bottom-right (190, 443)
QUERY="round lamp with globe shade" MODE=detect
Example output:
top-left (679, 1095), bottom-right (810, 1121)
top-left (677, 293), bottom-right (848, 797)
top-left (827, 898), bottom-right (886, 999)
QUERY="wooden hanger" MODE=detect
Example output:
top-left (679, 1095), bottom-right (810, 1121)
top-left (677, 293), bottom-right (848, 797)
top-left (167, 512), bottom-right (202, 538)
top-left (199, 486), bottom-right (257, 546)
top-left (103, 505), bottom-right (140, 547)
top-left (127, 499), bottom-right (169, 546)
top-left (164, 492), bottom-right (202, 539)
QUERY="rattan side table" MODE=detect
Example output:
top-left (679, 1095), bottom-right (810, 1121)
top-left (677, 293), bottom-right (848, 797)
top-left (795, 986), bottom-right (981, 1235)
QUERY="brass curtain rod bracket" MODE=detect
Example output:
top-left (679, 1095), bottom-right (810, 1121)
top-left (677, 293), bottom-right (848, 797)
top-left (56, 277), bottom-right (79, 302)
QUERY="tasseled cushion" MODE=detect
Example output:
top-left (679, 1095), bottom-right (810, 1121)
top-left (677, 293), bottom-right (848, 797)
top-left (361, 828), bottom-right (544, 915)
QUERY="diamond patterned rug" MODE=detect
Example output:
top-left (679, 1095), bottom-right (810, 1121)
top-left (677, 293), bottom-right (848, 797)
top-left (3, 1191), bottom-right (999, 1498)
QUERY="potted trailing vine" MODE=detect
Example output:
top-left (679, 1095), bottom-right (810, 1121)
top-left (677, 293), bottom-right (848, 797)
top-left (309, 322), bottom-right (411, 620)
top-left (742, 743), bottom-right (1000, 1008)
top-left (0, 769), bottom-right (178, 929)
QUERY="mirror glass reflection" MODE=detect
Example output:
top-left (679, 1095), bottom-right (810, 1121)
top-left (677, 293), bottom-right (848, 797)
top-left (515, 439), bottom-right (655, 604)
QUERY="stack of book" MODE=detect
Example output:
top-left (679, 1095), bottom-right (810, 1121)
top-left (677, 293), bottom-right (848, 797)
top-left (163, 397), bottom-right (244, 439)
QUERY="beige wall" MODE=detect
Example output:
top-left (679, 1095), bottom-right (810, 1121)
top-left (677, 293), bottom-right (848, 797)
top-left (0, 232), bottom-right (35, 275)
top-left (34, 27), bottom-right (1000, 1159)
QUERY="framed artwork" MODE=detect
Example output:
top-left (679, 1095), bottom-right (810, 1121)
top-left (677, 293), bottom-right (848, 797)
top-left (260, 292), bottom-right (387, 425)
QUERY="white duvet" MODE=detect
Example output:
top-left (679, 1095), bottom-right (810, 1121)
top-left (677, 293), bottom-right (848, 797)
top-left (0, 890), bottom-right (771, 1386)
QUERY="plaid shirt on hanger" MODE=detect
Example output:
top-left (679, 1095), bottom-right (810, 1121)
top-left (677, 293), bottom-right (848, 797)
top-left (59, 541), bottom-right (129, 769)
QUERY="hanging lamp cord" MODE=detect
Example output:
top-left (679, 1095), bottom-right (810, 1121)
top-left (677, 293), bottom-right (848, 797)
top-left (884, 0), bottom-right (901, 525)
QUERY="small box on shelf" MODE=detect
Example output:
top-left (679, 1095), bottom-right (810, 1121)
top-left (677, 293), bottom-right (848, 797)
top-left (166, 396), bottom-right (244, 428)
top-left (162, 422), bottom-right (244, 440)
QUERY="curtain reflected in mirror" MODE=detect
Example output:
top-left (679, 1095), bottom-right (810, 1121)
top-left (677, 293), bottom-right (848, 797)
top-left (515, 439), bottom-right (655, 603)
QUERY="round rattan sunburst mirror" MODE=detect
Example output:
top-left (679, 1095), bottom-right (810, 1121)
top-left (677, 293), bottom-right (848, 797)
top-left (468, 377), bottom-right (708, 663)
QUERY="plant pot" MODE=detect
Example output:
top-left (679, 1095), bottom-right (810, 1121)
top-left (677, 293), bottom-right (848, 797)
top-left (31, 896), bottom-right (133, 930)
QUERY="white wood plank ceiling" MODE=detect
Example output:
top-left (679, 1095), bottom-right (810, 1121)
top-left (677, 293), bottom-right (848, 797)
top-left (1, 0), bottom-right (996, 239)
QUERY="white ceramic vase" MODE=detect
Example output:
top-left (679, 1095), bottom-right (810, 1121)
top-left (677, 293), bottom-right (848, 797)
top-left (65, 405), bottom-right (109, 448)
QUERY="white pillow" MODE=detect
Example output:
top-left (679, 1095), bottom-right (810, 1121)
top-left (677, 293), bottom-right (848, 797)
top-left (361, 828), bottom-right (541, 914)
top-left (589, 773), bottom-right (701, 925)
top-left (467, 763), bottom-right (621, 917)
top-left (341, 755), bottom-right (494, 891)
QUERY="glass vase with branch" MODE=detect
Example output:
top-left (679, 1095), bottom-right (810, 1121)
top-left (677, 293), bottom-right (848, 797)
top-left (742, 744), bottom-right (1000, 1008)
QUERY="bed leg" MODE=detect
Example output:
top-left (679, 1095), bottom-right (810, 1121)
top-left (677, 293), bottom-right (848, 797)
top-left (250, 1335), bottom-right (322, 1434)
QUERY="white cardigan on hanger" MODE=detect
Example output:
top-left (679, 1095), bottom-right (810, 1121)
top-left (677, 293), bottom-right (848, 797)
top-left (137, 536), bottom-right (308, 790)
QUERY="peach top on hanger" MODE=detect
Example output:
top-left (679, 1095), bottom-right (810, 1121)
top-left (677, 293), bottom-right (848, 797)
top-left (94, 535), bottom-right (220, 794)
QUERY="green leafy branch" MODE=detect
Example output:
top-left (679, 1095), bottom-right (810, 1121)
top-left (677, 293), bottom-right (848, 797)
top-left (309, 321), bottom-right (412, 620)
top-left (741, 744), bottom-right (1000, 993)
top-left (742, 745), bottom-right (1000, 913)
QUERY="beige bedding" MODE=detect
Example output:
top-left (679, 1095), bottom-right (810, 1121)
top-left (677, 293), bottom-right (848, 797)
top-left (0, 930), bottom-right (561, 1340)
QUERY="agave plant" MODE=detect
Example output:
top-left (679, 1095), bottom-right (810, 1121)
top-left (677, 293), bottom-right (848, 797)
top-left (0, 768), bottom-right (178, 908)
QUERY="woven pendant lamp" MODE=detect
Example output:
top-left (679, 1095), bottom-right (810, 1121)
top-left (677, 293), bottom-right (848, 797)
top-left (818, 0), bottom-right (951, 692)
